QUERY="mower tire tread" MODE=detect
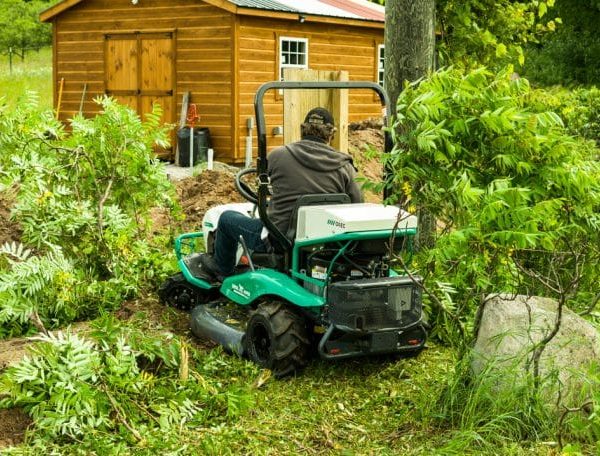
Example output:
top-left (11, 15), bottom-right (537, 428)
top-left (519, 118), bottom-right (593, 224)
top-left (158, 272), bottom-right (207, 311)
top-left (246, 301), bottom-right (310, 378)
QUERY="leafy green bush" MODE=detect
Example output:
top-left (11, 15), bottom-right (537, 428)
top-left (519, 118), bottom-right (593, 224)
top-left (0, 94), bottom-right (179, 337)
top-left (0, 317), bottom-right (255, 450)
top-left (379, 66), bottom-right (600, 344)
top-left (523, 0), bottom-right (600, 86)
top-left (436, 0), bottom-right (558, 70)
top-left (529, 86), bottom-right (600, 147)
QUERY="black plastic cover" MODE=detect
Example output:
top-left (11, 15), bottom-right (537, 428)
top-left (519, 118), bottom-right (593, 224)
top-left (327, 275), bottom-right (422, 331)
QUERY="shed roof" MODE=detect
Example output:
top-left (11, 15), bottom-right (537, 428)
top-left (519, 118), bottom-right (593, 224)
top-left (41, 0), bottom-right (384, 24)
top-left (226, 0), bottom-right (384, 21)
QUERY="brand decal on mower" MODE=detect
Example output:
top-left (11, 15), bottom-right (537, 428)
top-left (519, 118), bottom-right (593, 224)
top-left (231, 283), bottom-right (251, 299)
top-left (326, 219), bottom-right (346, 229)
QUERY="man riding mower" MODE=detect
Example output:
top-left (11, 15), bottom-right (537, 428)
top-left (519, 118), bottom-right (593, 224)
top-left (159, 81), bottom-right (427, 377)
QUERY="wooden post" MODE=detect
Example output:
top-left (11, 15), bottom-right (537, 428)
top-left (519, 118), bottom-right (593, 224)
top-left (283, 69), bottom-right (349, 152)
top-left (175, 91), bottom-right (190, 165)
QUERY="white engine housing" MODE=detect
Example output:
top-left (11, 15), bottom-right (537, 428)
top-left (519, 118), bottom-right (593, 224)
top-left (201, 202), bottom-right (417, 258)
top-left (296, 203), bottom-right (417, 241)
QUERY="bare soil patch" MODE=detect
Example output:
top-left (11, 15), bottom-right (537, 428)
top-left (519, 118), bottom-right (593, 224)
top-left (0, 189), bottom-right (22, 246)
top-left (175, 169), bottom-right (244, 231)
top-left (348, 120), bottom-right (384, 202)
top-left (0, 337), bottom-right (30, 372)
top-left (0, 409), bottom-right (32, 448)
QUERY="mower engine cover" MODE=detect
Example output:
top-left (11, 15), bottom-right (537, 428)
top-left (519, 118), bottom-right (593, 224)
top-left (296, 203), bottom-right (417, 240)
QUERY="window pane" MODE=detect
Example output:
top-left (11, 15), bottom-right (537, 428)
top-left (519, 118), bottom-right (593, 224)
top-left (298, 54), bottom-right (305, 65)
top-left (290, 54), bottom-right (297, 65)
top-left (290, 41), bottom-right (297, 53)
top-left (298, 41), bottom-right (305, 53)
top-left (282, 41), bottom-right (289, 52)
top-left (282, 55), bottom-right (288, 64)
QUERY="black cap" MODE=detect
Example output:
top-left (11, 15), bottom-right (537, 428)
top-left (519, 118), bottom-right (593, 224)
top-left (304, 107), bottom-right (334, 127)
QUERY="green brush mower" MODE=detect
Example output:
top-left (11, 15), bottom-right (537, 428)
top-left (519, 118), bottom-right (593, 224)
top-left (159, 81), bottom-right (426, 377)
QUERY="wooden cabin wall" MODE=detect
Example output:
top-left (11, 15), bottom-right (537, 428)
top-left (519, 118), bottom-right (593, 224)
top-left (236, 15), bottom-right (383, 163)
top-left (52, 0), bottom-right (234, 161)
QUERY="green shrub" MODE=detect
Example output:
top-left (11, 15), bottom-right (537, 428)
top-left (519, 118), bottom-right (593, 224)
top-left (377, 66), bottom-right (600, 344)
top-left (528, 86), bottom-right (600, 147)
top-left (0, 317), bottom-right (255, 449)
top-left (0, 95), bottom-right (179, 337)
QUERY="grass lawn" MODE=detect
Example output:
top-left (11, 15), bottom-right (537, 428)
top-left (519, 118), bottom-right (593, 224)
top-left (0, 47), bottom-right (52, 110)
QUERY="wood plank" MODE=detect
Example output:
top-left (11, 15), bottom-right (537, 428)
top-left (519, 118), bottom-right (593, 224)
top-left (141, 36), bottom-right (173, 91)
top-left (105, 36), bottom-right (137, 92)
top-left (283, 69), bottom-right (348, 153)
top-left (231, 14), bottom-right (241, 161)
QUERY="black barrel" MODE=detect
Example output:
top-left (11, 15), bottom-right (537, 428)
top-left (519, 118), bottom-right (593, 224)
top-left (177, 127), bottom-right (211, 166)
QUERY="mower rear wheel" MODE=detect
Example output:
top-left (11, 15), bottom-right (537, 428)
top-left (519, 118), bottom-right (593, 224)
top-left (158, 273), bottom-right (207, 311)
top-left (245, 301), bottom-right (310, 377)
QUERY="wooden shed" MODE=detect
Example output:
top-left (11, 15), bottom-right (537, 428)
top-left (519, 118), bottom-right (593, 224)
top-left (41, 0), bottom-right (385, 164)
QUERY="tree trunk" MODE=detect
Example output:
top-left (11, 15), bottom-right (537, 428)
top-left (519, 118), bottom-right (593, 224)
top-left (385, 0), bottom-right (436, 110)
top-left (385, 0), bottom-right (436, 249)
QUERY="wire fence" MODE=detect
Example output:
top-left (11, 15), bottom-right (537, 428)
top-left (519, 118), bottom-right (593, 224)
top-left (1, 45), bottom-right (51, 74)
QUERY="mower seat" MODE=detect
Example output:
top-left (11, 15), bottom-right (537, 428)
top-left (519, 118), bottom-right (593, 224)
top-left (249, 193), bottom-right (351, 271)
top-left (286, 193), bottom-right (351, 240)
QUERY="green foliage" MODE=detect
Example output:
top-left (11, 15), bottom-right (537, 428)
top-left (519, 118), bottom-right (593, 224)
top-left (380, 66), bottom-right (600, 344)
top-left (0, 317), bottom-right (254, 449)
top-left (0, 242), bottom-right (80, 338)
top-left (435, 355), bottom-right (557, 453)
top-left (373, 0), bottom-right (555, 70)
top-left (435, 0), bottom-right (558, 70)
top-left (0, 95), bottom-right (178, 337)
top-left (524, 0), bottom-right (600, 85)
top-left (529, 86), bottom-right (600, 146)
top-left (0, 0), bottom-right (51, 60)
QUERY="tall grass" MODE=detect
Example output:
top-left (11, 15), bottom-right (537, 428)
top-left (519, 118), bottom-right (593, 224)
top-left (434, 351), bottom-right (566, 454)
top-left (0, 47), bottom-right (52, 110)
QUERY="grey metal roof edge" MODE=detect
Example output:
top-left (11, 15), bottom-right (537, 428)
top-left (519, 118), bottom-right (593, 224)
top-left (227, 0), bottom-right (299, 13)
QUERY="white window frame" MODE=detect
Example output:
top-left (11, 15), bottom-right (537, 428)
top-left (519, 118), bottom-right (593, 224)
top-left (279, 36), bottom-right (308, 81)
top-left (377, 44), bottom-right (385, 87)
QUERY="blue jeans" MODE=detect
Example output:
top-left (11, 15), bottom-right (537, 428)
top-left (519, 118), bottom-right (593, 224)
top-left (213, 210), bottom-right (268, 275)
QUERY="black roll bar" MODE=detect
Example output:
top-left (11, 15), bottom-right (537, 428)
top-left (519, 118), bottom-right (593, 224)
top-left (253, 81), bottom-right (393, 255)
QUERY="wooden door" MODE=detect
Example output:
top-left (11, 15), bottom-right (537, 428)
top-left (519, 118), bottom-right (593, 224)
top-left (105, 32), bottom-right (175, 158)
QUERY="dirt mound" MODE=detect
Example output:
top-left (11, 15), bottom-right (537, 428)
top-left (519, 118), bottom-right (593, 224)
top-left (348, 122), bottom-right (384, 203)
top-left (349, 117), bottom-right (384, 131)
top-left (0, 409), bottom-right (31, 448)
top-left (175, 170), bottom-right (244, 230)
top-left (170, 126), bottom-right (386, 218)
top-left (0, 190), bottom-right (22, 246)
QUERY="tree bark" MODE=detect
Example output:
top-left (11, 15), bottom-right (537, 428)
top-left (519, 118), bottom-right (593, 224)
top-left (385, 0), bottom-right (437, 249)
top-left (385, 0), bottom-right (436, 110)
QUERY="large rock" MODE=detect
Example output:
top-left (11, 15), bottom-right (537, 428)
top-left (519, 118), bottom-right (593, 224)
top-left (472, 294), bottom-right (600, 407)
